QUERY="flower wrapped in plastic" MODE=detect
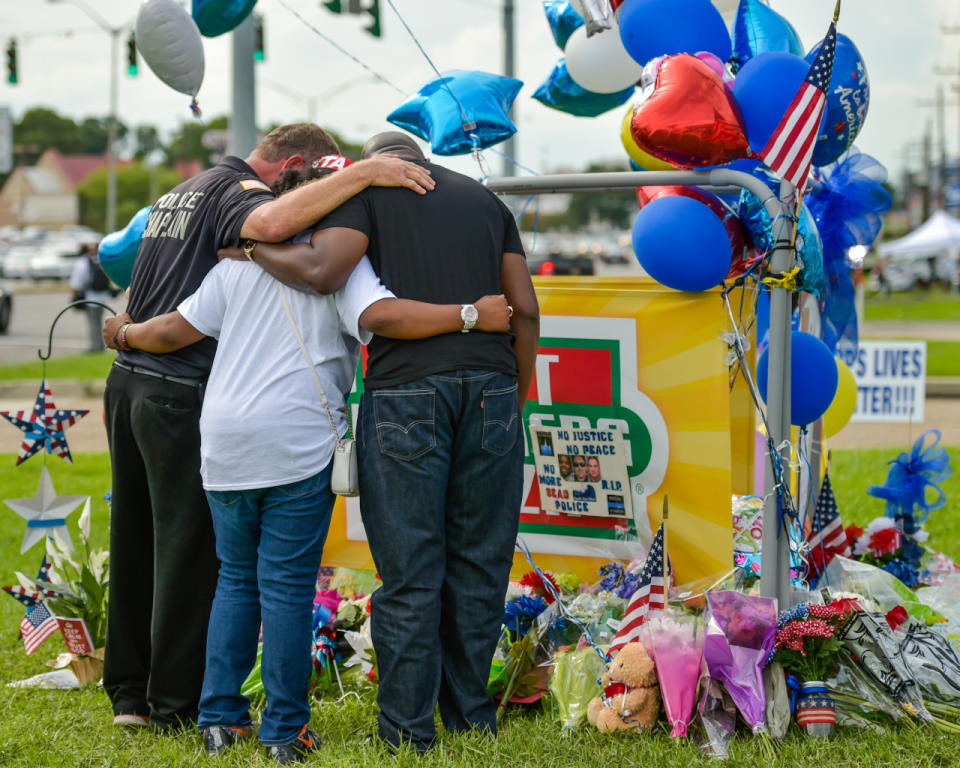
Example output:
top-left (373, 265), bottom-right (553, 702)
top-left (827, 649), bottom-right (914, 729)
top-left (641, 614), bottom-right (703, 738)
top-left (703, 591), bottom-right (777, 733)
top-left (835, 609), bottom-right (933, 722)
top-left (825, 556), bottom-right (946, 626)
top-left (896, 620), bottom-right (960, 706)
top-left (695, 668), bottom-right (738, 758)
top-left (549, 644), bottom-right (608, 729)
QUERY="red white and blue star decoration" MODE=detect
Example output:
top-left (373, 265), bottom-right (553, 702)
top-left (1, 379), bottom-right (89, 465)
top-left (2, 554), bottom-right (57, 613)
top-left (4, 465), bottom-right (87, 554)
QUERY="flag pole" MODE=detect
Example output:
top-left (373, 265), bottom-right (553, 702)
top-left (661, 495), bottom-right (669, 604)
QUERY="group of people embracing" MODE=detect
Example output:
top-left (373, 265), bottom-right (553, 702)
top-left (99, 123), bottom-right (539, 763)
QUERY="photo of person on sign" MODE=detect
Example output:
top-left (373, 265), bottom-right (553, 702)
top-left (587, 456), bottom-right (602, 482)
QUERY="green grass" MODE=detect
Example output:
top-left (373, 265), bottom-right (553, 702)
top-left (927, 341), bottom-right (960, 378)
top-left (1, 449), bottom-right (959, 767)
top-left (0, 351), bottom-right (115, 383)
top-left (864, 288), bottom-right (960, 322)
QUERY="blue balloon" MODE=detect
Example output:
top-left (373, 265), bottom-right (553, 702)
top-left (632, 196), bottom-right (731, 292)
top-left (192, 0), bottom-right (257, 37)
top-left (98, 206), bottom-right (151, 290)
top-left (756, 330), bottom-right (839, 426)
top-left (543, 0), bottom-right (583, 49)
top-left (533, 59), bottom-right (633, 117)
top-left (618, 0), bottom-right (731, 68)
top-left (387, 70), bottom-right (523, 156)
top-left (734, 168), bottom-right (824, 295)
top-left (732, 0), bottom-right (804, 70)
top-left (733, 51), bottom-right (809, 154)
top-left (805, 33), bottom-right (870, 166)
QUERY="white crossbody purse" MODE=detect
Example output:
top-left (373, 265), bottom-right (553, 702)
top-left (277, 283), bottom-right (359, 497)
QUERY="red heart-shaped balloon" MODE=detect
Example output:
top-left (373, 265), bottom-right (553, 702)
top-left (636, 185), bottom-right (760, 278)
top-left (630, 53), bottom-right (752, 168)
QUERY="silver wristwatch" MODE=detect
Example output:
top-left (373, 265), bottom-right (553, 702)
top-left (460, 303), bottom-right (479, 333)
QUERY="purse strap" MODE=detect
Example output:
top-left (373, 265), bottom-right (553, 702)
top-left (276, 282), bottom-right (347, 449)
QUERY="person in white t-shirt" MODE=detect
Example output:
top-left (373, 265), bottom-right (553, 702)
top-left (102, 168), bottom-right (512, 763)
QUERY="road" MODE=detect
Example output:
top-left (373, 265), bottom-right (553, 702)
top-left (0, 289), bottom-right (126, 364)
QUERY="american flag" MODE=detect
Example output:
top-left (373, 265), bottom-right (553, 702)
top-left (609, 525), bottom-right (667, 656)
top-left (21, 601), bottom-right (59, 655)
top-left (759, 20), bottom-right (838, 191)
top-left (806, 472), bottom-right (850, 578)
top-left (0, 379), bottom-right (88, 466)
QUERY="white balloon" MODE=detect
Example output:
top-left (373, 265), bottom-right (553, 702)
top-left (711, 0), bottom-right (739, 23)
top-left (136, 0), bottom-right (205, 97)
top-left (565, 23), bottom-right (644, 94)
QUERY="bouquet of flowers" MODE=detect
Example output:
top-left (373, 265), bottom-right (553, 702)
top-left (771, 599), bottom-right (859, 682)
top-left (643, 614), bottom-right (703, 738)
top-left (702, 591), bottom-right (777, 733)
top-left (548, 645), bottom-right (607, 729)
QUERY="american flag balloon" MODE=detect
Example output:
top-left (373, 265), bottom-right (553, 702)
top-left (0, 379), bottom-right (89, 465)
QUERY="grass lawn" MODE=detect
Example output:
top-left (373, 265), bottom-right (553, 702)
top-left (926, 341), bottom-right (960, 377)
top-left (0, 448), bottom-right (959, 767)
top-left (864, 288), bottom-right (960, 322)
top-left (0, 352), bottom-right (114, 383)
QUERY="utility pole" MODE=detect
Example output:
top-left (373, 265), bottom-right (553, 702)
top-left (230, 14), bottom-right (258, 158)
top-left (923, 121), bottom-right (932, 221)
top-left (501, 0), bottom-right (516, 177)
top-left (937, 27), bottom-right (960, 190)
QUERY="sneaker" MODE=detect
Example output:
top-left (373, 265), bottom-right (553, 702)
top-left (266, 725), bottom-right (321, 764)
top-left (113, 713), bottom-right (149, 728)
top-left (203, 725), bottom-right (251, 756)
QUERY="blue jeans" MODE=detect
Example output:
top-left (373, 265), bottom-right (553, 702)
top-left (357, 370), bottom-right (523, 749)
top-left (197, 468), bottom-right (335, 745)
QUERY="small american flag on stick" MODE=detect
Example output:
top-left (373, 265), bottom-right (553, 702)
top-left (608, 524), bottom-right (667, 655)
top-left (759, 2), bottom-right (840, 191)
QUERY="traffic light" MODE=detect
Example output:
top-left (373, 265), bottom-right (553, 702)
top-left (363, 0), bottom-right (381, 38)
top-left (126, 32), bottom-right (138, 76)
top-left (6, 40), bottom-right (16, 85)
top-left (253, 16), bottom-right (264, 62)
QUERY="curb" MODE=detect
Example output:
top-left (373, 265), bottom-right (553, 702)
top-left (0, 380), bottom-right (106, 399)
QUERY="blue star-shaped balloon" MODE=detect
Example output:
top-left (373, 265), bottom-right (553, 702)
top-left (387, 70), bottom-right (523, 156)
top-left (1, 379), bottom-right (89, 465)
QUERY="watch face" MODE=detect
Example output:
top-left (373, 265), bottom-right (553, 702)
top-left (463, 304), bottom-right (479, 324)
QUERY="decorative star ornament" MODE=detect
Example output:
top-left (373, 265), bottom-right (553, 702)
top-left (4, 465), bottom-right (87, 554)
top-left (1, 379), bottom-right (89, 465)
top-left (387, 70), bottom-right (523, 156)
top-left (2, 554), bottom-right (56, 613)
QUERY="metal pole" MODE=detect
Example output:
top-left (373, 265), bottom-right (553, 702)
top-left (106, 27), bottom-right (119, 233)
top-left (758, 180), bottom-right (795, 607)
top-left (230, 15), bottom-right (258, 158)
top-left (501, 0), bottom-right (516, 177)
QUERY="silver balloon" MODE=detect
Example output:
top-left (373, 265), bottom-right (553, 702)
top-left (136, 0), bottom-right (205, 97)
top-left (571, 0), bottom-right (613, 36)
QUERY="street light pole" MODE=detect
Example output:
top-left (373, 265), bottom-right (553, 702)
top-left (47, 0), bottom-right (121, 233)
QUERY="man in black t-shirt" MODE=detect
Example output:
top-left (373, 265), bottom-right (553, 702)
top-left (101, 124), bottom-right (434, 740)
top-left (235, 132), bottom-right (540, 750)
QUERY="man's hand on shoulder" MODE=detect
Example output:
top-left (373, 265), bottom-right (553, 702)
top-left (475, 294), bottom-right (511, 332)
top-left (358, 155), bottom-right (435, 195)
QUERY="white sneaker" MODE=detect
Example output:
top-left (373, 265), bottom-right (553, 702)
top-left (113, 713), bottom-right (150, 728)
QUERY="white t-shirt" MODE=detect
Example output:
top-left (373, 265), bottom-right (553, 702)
top-left (177, 256), bottom-right (392, 491)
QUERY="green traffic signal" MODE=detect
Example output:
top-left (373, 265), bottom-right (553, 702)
top-left (253, 16), bottom-right (265, 62)
top-left (6, 39), bottom-right (17, 85)
top-left (127, 32), bottom-right (138, 76)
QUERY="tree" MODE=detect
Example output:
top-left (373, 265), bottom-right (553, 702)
top-left (12, 108), bottom-right (127, 164)
top-left (564, 161), bottom-right (636, 229)
top-left (77, 162), bottom-right (183, 232)
top-left (165, 115), bottom-right (228, 168)
top-left (132, 125), bottom-right (163, 160)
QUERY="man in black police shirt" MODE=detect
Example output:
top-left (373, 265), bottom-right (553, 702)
top-left (235, 131), bottom-right (539, 750)
top-left (103, 123), bottom-right (433, 733)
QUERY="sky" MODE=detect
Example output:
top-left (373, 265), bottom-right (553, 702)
top-left (1, 0), bottom-right (958, 184)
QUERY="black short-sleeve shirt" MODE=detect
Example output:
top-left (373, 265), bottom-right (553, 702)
top-left (315, 161), bottom-right (525, 389)
top-left (119, 156), bottom-right (274, 378)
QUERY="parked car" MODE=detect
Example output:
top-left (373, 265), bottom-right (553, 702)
top-left (0, 280), bottom-right (12, 334)
top-left (29, 241), bottom-right (83, 281)
top-left (1, 246), bottom-right (37, 279)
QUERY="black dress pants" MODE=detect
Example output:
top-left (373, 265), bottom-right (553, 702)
top-left (102, 365), bottom-right (219, 728)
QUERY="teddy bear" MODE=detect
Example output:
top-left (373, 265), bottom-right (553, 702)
top-left (587, 642), bottom-right (660, 733)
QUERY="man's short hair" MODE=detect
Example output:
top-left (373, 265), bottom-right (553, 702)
top-left (254, 123), bottom-right (340, 165)
top-left (361, 131), bottom-right (426, 161)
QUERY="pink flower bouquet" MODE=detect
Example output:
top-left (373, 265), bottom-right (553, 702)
top-left (643, 614), bottom-right (704, 738)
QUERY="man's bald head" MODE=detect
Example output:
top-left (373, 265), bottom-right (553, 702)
top-left (361, 131), bottom-right (426, 162)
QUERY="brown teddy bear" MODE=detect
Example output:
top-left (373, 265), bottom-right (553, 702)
top-left (587, 642), bottom-right (660, 733)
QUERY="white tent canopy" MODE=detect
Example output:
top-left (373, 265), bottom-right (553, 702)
top-left (878, 210), bottom-right (960, 260)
